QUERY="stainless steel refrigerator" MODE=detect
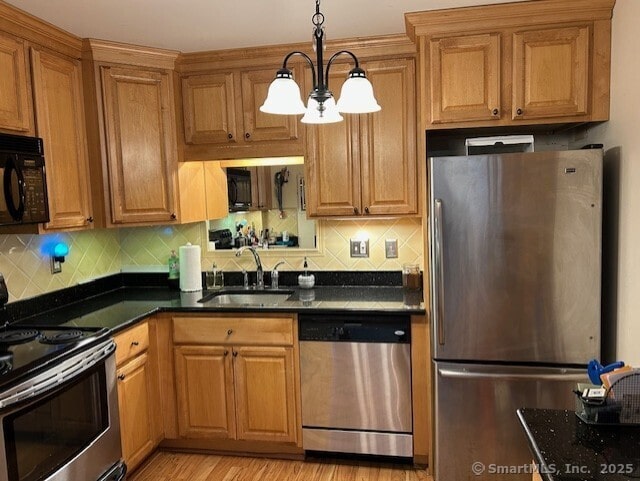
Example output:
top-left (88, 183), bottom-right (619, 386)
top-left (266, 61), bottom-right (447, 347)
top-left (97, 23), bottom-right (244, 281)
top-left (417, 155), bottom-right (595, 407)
top-left (429, 150), bottom-right (602, 481)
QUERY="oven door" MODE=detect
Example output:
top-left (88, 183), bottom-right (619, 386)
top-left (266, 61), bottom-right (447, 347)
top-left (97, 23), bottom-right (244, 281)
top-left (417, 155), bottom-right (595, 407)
top-left (0, 340), bottom-right (123, 481)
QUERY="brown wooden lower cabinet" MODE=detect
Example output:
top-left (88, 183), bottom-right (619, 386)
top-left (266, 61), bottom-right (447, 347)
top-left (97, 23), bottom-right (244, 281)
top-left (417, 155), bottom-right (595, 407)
top-left (113, 320), bottom-right (162, 472)
top-left (116, 353), bottom-right (155, 470)
top-left (174, 343), bottom-right (297, 444)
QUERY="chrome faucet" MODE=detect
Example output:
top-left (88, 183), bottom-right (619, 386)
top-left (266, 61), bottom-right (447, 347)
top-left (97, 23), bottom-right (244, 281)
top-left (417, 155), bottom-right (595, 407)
top-left (271, 261), bottom-right (285, 289)
top-left (235, 246), bottom-right (264, 289)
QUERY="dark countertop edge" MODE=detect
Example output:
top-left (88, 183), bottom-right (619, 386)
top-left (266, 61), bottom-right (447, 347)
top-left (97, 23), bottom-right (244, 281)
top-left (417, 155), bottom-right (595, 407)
top-left (107, 304), bottom-right (426, 334)
top-left (517, 408), bottom-right (554, 481)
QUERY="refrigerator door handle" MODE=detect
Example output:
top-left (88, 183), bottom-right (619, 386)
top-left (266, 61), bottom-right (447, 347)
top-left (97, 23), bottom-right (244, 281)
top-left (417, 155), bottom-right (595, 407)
top-left (434, 198), bottom-right (445, 346)
top-left (438, 368), bottom-right (586, 382)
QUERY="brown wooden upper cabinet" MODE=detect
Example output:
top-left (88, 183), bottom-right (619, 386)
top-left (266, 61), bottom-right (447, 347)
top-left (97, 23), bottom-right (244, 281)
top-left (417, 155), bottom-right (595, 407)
top-left (82, 40), bottom-right (184, 227)
top-left (100, 66), bottom-right (179, 224)
top-left (31, 48), bottom-right (94, 231)
top-left (305, 58), bottom-right (418, 217)
top-left (406, 0), bottom-right (615, 129)
top-left (181, 66), bottom-right (304, 160)
top-left (0, 32), bottom-right (33, 134)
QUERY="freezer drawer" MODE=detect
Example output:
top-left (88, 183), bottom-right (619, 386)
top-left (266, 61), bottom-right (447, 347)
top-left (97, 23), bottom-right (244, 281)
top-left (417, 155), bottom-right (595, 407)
top-left (433, 361), bottom-right (588, 481)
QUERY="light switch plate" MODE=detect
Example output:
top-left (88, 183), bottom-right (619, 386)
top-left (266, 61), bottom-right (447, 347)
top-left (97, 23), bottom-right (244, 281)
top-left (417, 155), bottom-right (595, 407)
top-left (350, 239), bottom-right (369, 258)
top-left (385, 239), bottom-right (398, 258)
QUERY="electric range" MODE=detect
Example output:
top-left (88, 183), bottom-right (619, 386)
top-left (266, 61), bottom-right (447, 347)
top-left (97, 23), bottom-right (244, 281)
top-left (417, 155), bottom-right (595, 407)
top-left (0, 325), bottom-right (110, 390)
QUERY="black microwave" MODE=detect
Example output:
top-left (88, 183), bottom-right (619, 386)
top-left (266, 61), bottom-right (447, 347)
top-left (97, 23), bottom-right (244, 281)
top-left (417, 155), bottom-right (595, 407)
top-left (0, 133), bottom-right (49, 226)
top-left (227, 167), bottom-right (252, 211)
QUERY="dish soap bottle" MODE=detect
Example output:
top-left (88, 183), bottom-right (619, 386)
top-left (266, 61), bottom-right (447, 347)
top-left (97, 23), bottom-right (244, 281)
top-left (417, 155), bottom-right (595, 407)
top-left (298, 256), bottom-right (315, 289)
top-left (168, 249), bottom-right (179, 290)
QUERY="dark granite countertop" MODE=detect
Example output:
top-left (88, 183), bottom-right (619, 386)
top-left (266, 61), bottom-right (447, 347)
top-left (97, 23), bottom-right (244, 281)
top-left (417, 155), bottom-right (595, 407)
top-left (15, 285), bottom-right (425, 334)
top-left (517, 408), bottom-right (640, 481)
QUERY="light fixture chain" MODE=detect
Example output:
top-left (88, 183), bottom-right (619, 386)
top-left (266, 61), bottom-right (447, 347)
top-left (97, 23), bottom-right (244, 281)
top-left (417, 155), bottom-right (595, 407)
top-left (312, 0), bottom-right (324, 28)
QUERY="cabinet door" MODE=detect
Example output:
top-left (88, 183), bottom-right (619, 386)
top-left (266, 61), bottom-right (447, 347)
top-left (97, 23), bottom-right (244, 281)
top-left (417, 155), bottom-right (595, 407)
top-left (233, 346), bottom-right (296, 443)
top-left (249, 166), bottom-right (273, 210)
top-left (0, 32), bottom-right (31, 133)
top-left (360, 59), bottom-right (418, 216)
top-left (30, 48), bottom-right (93, 231)
top-left (305, 64), bottom-right (361, 217)
top-left (512, 26), bottom-right (590, 120)
top-left (429, 33), bottom-right (501, 123)
top-left (182, 72), bottom-right (237, 144)
top-left (101, 66), bottom-right (178, 224)
top-left (174, 345), bottom-right (236, 439)
top-left (116, 353), bottom-right (155, 472)
top-left (240, 67), bottom-right (300, 142)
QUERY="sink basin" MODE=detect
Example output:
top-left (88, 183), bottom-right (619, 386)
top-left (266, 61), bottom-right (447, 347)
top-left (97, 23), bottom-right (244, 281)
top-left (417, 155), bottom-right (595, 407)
top-left (198, 290), bottom-right (293, 306)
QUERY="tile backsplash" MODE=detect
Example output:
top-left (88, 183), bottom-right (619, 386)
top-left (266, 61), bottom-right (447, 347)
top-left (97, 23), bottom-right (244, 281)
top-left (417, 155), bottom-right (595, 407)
top-left (0, 229), bottom-right (121, 302)
top-left (0, 217), bottom-right (423, 302)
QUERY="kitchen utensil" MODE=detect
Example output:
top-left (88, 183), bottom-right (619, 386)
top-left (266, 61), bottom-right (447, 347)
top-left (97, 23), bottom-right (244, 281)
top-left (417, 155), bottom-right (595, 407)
top-left (587, 359), bottom-right (625, 385)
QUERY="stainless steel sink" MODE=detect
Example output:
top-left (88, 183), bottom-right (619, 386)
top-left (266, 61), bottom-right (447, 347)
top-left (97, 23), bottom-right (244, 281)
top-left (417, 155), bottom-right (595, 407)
top-left (198, 290), bottom-right (293, 306)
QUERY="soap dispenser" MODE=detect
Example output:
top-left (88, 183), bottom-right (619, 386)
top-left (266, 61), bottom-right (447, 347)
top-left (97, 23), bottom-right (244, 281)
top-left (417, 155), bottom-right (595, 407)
top-left (297, 257), bottom-right (315, 289)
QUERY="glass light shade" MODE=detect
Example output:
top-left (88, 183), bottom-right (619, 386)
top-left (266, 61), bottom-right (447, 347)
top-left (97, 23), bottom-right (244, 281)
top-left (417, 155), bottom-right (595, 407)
top-left (260, 77), bottom-right (306, 115)
top-left (301, 97), bottom-right (343, 124)
top-left (336, 76), bottom-right (381, 113)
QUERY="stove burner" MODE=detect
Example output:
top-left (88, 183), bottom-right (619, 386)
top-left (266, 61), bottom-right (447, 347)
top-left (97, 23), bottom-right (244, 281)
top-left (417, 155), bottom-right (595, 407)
top-left (39, 330), bottom-right (84, 345)
top-left (0, 329), bottom-right (40, 345)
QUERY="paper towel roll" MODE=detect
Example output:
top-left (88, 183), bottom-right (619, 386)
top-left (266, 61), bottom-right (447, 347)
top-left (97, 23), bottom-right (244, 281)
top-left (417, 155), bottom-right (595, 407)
top-left (179, 243), bottom-right (202, 292)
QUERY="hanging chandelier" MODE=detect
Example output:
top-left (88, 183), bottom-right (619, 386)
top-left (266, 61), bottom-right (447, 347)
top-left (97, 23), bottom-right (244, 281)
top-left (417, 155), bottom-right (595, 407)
top-left (260, 0), bottom-right (381, 124)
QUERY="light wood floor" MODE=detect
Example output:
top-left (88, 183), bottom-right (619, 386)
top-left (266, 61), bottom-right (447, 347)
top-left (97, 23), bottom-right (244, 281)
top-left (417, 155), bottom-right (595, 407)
top-left (129, 451), bottom-right (432, 481)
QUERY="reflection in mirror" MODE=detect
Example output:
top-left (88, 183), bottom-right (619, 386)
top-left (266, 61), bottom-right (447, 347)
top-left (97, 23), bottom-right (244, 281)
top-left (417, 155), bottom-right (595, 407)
top-left (207, 158), bottom-right (317, 251)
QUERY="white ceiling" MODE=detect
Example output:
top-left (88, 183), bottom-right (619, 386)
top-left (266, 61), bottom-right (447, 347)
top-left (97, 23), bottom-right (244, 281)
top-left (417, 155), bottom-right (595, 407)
top-left (6, 0), bottom-right (525, 52)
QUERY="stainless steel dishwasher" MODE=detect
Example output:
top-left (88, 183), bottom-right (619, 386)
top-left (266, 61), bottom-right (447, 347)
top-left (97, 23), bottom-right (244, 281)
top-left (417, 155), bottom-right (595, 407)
top-left (299, 314), bottom-right (412, 457)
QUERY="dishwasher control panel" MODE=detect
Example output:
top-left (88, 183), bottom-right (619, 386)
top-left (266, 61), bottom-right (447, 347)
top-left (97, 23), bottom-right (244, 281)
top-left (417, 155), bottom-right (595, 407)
top-left (299, 316), bottom-right (410, 343)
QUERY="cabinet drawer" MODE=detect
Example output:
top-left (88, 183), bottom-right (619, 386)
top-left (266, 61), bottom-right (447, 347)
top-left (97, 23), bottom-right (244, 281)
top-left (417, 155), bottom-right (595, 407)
top-left (114, 322), bottom-right (149, 366)
top-left (173, 316), bottom-right (293, 346)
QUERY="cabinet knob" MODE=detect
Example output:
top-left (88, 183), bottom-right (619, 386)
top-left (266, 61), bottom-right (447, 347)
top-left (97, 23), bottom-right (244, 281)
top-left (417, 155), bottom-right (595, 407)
top-left (516, 108), bottom-right (523, 116)
top-left (227, 329), bottom-right (233, 336)
top-left (224, 350), bottom-right (229, 356)
top-left (232, 351), bottom-right (238, 357)
top-left (227, 133), bottom-right (233, 140)
top-left (245, 132), bottom-right (251, 139)
top-left (364, 206), bottom-right (370, 214)
top-left (131, 341), bottom-right (139, 347)
top-left (118, 374), bottom-right (126, 381)
top-left (86, 216), bottom-right (94, 223)
top-left (170, 213), bottom-right (177, 220)
top-left (353, 207), bottom-right (359, 215)
top-left (492, 108), bottom-right (499, 116)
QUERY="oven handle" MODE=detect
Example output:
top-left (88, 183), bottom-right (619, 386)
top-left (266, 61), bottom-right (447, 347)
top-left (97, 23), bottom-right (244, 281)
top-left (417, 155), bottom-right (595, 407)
top-left (0, 339), bottom-right (115, 410)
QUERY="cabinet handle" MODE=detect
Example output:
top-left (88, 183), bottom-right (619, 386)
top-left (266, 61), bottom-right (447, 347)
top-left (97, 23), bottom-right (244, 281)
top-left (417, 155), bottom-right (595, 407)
top-left (227, 133), bottom-right (233, 140)
top-left (170, 213), bottom-right (177, 220)
top-left (232, 351), bottom-right (238, 357)
top-left (118, 374), bottom-right (125, 381)
top-left (131, 341), bottom-right (139, 347)
top-left (245, 132), bottom-right (250, 139)
top-left (516, 108), bottom-right (523, 116)
top-left (224, 350), bottom-right (229, 356)
top-left (227, 329), bottom-right (233, 336)
top-left (86, 216), bottom-right (94, 223)
top-left (492, 108), bottom-right (499, 116)
top-left (353, 207), bottom-right (359, 215)
top-left (364, 207), bottom-right (370, 214)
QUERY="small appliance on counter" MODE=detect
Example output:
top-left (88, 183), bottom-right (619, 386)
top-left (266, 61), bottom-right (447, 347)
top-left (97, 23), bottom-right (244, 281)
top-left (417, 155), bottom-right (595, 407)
top-left (209, 228), bottom-right (233, 249)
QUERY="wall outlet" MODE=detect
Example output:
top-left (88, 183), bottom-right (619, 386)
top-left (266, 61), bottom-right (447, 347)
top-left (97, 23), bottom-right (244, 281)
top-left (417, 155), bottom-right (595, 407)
top-left (50, 258), bottom-right (62, 274)
top-left (350, 239), bottom-right (369, 258)
top-left (385, 239), bottom-right (398, 258)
